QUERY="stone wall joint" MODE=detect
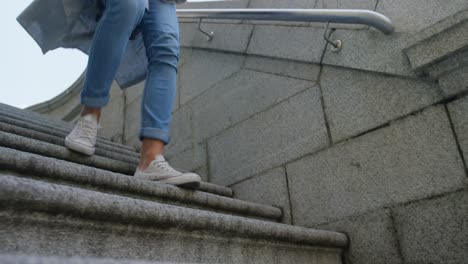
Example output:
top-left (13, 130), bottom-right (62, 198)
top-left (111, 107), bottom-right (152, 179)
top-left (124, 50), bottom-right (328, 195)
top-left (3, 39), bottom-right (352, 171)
top-left (284, 165), bottom-right (295, 226)
top-left (388, 209), bottom-right (406, 264)
top-left (444, 103), bottom-right (468, 179)
top-left (317, 66), bottom-right (333, 146)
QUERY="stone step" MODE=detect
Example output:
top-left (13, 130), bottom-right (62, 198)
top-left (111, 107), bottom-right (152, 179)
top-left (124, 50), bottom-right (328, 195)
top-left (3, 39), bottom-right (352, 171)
top-left (1, 255), bottom-right (197, 264)
top-left (1, 102), bottom-right (100, 136)
top-left (0, 105), bottom-right (224, 193)
top-left (404, 9), bottom-right (468, 75)
top-left (0, 121), bottom-right (140, 165)
top-left (0, 130), bottom-right (136, 174)
top-left (0, 132), bottom-right (232, 197)
top-left (197, 180), bottom-right (233, 198)
top-left (0, 104), bottom-right (135, 153)
top-left (0, 175), bottom-right (347, 264)
top-left (0, 113), bottom-right (139, 158)
top-left (0, 148), bottom-right (277, 220)
top-left (0, 134), bottom-right (231, 197)
top-left (0, 102), bottom-right (74, 128)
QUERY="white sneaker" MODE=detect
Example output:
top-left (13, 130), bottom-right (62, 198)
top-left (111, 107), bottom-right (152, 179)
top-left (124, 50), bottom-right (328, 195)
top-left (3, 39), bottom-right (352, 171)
top-left (134, 155), bottom-right (201, 188)
top-left (65, 114), bottom-right (100, 156)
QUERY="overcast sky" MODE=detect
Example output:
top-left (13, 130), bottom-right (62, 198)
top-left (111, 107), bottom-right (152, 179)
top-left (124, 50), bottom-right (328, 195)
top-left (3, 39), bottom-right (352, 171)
top-left (1, 0), bottom-right (88, 109)
top-left (1, 0), bottom-right (217, 109)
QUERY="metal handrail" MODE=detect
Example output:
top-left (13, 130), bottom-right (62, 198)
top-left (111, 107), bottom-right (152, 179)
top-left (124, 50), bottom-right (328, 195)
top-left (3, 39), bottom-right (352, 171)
top-left (177, 9), bottom-right (395, 35)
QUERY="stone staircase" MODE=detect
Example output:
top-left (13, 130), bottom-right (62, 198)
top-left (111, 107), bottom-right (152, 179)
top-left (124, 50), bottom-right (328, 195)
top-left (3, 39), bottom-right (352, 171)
top-left (403, 8), bottom-right (468, 98)
top-left (0, 103), bottom-right (348, 263)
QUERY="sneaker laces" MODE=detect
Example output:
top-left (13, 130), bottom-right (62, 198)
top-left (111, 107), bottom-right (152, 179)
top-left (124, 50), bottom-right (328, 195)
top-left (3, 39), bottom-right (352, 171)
top-left (153, 160), bottom-right (181, 176)
top-left (73, 118), bottom-right (99, 144)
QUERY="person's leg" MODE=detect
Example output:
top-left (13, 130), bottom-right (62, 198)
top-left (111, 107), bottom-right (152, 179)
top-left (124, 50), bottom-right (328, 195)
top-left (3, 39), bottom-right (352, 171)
top-left (66, 0), bottom-right (146, 155)
top-left (81, 0), bottom-right (147, 117)
top-left (134, 0), bottom-right (200, 187)
top-left (138, 0), bottom-right (179, 170)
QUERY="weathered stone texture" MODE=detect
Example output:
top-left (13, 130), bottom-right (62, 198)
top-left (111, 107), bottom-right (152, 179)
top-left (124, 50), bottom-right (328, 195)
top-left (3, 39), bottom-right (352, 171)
top-left (247, 25), bottom-right (326, 64)
top-left (173, 75), bottom-right (181, 112)
top-left (178, 47), bottom-right (192, 69)
top-left (2, 212), bottom-right (343, 264)
top-left (194, 166), bottom-right (209, 182)
top-left (404, 11), bottom-right (468, 72)
top-left (320, 66), bottom-right (442, 142)
top-left (1, 146), bottom-right (233, 205)
top-left (286, 106), bottom-right (466, 226)
top-left (123, 96), bottom-right (142, 147)
top-left (178, 50), bottom-right (244, 105)
top-left (125, 82), bottom-right (145, 107)
top-left (405, 9), bottom-right (468, 45)
top-left (376, 0), bottom-right (468, 33)
top-left (231, 167), bottom-right (292, 224)
top-left (44, 94), bottom-right (81, 121)
top-left (317, 210), bottom-right (402, 264)
top-left (0, 176), bottom-right (347, 263)
top-left (0, 131), bottom-right (136, 175)
top-left (0, 122), bottom-right (138, 165)
top-left (178, 22), bottom-right (197, 47)
top-left (167, 143), bottom-right (207, 174)
top-left (425, 49), bottom-right (468, 80)
top-left (98, 86), bottom-right (125, 142)
top-left (1, 103), bottom-right (72, 128)
top-left (208, 87), bottom-right (329, 186)
top-left (192, 69), bottom-right (314, 143)
top-left (393, 190), bottom-right (468, 264)
top-left (448, 95), bottom-right (468, 167)
top-left (439, 64), bottom-right (468, 98)
top-left (165, 106), bottom-right (192, 157)
top-left (322, 31), bottom-right (414, 77)
top-left (192, 23), bottom-right (254, 53)
top-left (1, 255), bottom-right (199, 264)
top-left (244, 56), bottom-right (321, 81)
top-left (0, 108), bottom-right (137, 158)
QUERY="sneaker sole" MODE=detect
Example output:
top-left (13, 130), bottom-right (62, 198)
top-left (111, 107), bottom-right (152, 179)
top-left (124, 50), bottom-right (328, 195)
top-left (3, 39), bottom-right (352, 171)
top-left (136, 173), bottom-right (201, 188)
top-left (65, 137), bottom-right (95, 156)
top-left (159, 174), bottom-right (202, 188)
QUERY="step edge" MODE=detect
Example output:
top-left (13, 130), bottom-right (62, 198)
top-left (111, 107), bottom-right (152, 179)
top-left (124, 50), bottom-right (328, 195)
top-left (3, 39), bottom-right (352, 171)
top-left (403, 10), bottom-right (468, 71)
top-left (0, 148), bottom-right (281, 220)
top-left (0, 175), bottom-right (348, 248)
top-left (0, 114), bottom-right (139, 157)
top-left (0, 131), bottom-right (136, 175)
top-left (0, 254), bottom-right (197, 264)
top-left (0, 131), bottom-right (232, 197)
top-left (0, 109), bottom-right (135, 151)
top-left (0, 121), bottom-right (140, 165)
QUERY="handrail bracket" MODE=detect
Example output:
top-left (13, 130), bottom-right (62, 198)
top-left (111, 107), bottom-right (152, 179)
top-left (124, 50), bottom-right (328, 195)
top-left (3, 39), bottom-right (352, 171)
top-left (323, 22), bottom-right (342, 52)
top-left (197, 19), bottom-right (214, 41)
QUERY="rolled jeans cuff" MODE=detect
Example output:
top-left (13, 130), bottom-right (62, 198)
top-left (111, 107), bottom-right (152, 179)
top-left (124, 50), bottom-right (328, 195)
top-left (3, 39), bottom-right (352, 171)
top-left (81, 95), bottom-right (110, 108)
top-left (139, 127), bottom-right (171, 145)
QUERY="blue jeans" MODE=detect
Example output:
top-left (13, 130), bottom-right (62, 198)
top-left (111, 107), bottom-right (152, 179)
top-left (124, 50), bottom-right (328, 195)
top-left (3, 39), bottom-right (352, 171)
top-left (81, 0), bottom-right (179, 145)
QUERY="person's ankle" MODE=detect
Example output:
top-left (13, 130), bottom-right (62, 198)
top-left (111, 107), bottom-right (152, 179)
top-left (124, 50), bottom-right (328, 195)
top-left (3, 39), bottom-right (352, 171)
top-left (138, 159), bottom-right (151, 171)
top-left (138, 138), bottom-right (165, 170)
top-left (138, 152), bottom-right (162, 171)
top-left (81, 107), bottom-right (101, 122)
